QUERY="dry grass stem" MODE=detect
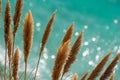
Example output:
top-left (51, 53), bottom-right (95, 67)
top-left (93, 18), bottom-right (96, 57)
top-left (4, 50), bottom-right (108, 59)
top-left (63, 32), bottom-right (83, 75)
top-left (61, 23), bottom-right (74, 45)
top-left (100, 53), bottom-right (120, 80)
top-left (40, 11), bottom-right (56, 56)
top-left (34, 11), bottom-right (56, 80)
top-left (13, 48), bottom-right (20, 80)
top-left (88, 51), bottom-right (112, 80)
top-left (13, 0), bottom-right (23, 36)
top-left (80, 71), bottom-right (89, 80)
top-left (52, 40), bottom-right (70, 80)
top-left (72, 74), bottom-right (78, 80)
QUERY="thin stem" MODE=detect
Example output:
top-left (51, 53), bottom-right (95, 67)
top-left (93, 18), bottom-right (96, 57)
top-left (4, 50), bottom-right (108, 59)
top-left (61, 74), bottom-right (64, 80)
top-left (24, 61), bottom-right (27, 80)
top-left (19, 72), bottom-right (24, 80)
top-left (34, 50), bottom-right (42, 80)
top-left (9, 61), bottom-right (12, 80)
top-left (4, 46), bottom-right (7, 80)
top-left (28, 68), bottom-right (35, 79)
top-left (9, 33), bottom-right (15, 80)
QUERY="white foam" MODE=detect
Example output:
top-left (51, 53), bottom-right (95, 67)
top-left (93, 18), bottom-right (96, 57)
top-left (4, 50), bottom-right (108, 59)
top-left (92, 37), bottom-right (96, 42)
top-left (95, 55), bottom-right (99, 61)
top-left (84, 25), bottom-right (88, 29)
top-left (36, 22), bottom-right (41, 27)
top-left (113, 19), bottom-right (118, 24)
top-left (75, 32), bottom-right (79, 36)
top-left (51, 55), bottom-right (55, 59)
top-left (88, 60), bottom-right (95, 66)
top-left (84, 41), bottom-right (89, 46)
top-left (97, 47), bottom-right (101, 51)
top-left (82, 48), bottom-right (89, 57)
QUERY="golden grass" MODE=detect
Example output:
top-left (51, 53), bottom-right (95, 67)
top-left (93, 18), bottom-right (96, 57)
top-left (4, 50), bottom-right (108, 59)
top-left (61, 23), bottom-right (74, 45)
top-left (63, 32), bottom-right (83, 75)
top-left (34, 11), bottom-right (56, 80)
top-left (100, 53), bottom-right (120, 80)
top-left (52, 40), bottom-right (70, 80)
top-left (4, 0), bottom-right (11, 80)
top-left (88, 51), bottom-right (112, 80)
top-left (23, 11), bottom-right (34, 63)
top-left (12, 48), bottom-right (20, 80)
top-left (40, 11), bottom-right (56, 57)
top-left (1, 0), bottom-right (120, 80)
top-left (23, 11), bottom-right (34, 80)
top-left (13, 0), bottom-right (23, 36)
top-left (4, 0), bottom-right (11, 47)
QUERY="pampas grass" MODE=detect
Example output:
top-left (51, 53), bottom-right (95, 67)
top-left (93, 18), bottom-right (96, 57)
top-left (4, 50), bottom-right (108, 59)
top-left (61, 23), bottom-right (74, 45)
top-left (4, 0), bottom-right (11, 80)
top-left (12, 48), bottom-right (20, 80)
top-left (100, 53), bottom-right (120, 80)
top-left (88, 51), bottom-right (112, 80)
top-left (52, 40), bottom-right (70, 80)
top-left (4, 0), bottom-right (11, 48)
top-left (12, 0), bottom-right (23, 63)
top-left (13, 0), bottom-right (23, 36)
top-left (34, 11), bottom-right (56, 80)
top-left (63, 32), bottom-right (83, 75)
top-left (1, 0), bottom-right (120, 80)
top-left (23, 11), bottom-right (34, 80)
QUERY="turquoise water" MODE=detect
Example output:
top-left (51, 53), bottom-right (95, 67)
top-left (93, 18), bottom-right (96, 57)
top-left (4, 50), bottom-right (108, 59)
top-left (0, 0), bottom-right (120, 80)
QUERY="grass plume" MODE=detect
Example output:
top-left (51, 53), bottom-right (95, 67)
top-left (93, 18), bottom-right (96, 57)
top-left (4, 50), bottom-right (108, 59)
top-left (63, 32), bottom-right (83, 75)
top-left (1, 0), bottom-right (120, 79)
top-left (4, 0), bottom-right (11, 80)
top-left (61, 23), bottom-right (74, 45)
top-left (80, 71), bottom-right (89, 80)
top-left (39, 11), bottom-right (56, 57)
top-left (4, 0), bottom-right (11, 47)
top-left (100, 53), bottom-right (120, 80)
top-left (88, 51), bottom-right (112, 80)
top-left (34, 11), bottom-right (56, 80)
top-left (52, 40), bottom-right (70, 80)
top-left (23, 11), bottom-right (34, 80)
top-left (13, 0), bottom-right (23, 36)
top-left (12, 48), bottom-right (20, 80)
top-left (12, 0), bottom-right (23, 66)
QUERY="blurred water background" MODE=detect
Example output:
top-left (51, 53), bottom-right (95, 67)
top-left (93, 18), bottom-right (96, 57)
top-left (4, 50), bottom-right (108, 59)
top-left (0, 0), bottom-right (120, 80)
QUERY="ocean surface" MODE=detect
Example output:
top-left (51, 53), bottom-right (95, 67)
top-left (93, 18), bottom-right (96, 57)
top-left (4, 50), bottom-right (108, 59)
top-left (0, 0), bottom-right (120, 80)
